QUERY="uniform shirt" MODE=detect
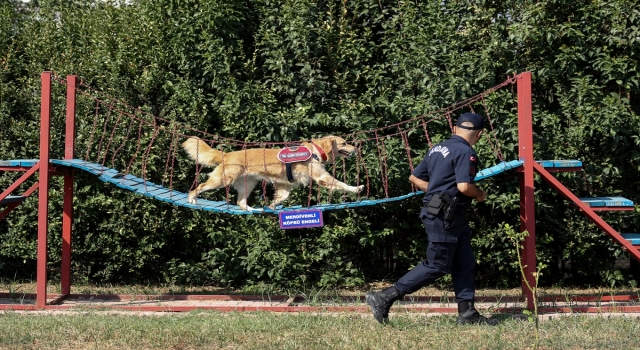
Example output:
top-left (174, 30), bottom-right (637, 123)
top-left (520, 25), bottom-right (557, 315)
top-left (412, 135), bottom-right (480, 208)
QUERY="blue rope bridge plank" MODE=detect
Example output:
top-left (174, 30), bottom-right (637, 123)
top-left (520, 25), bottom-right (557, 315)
top-left (111, 179), bottom-right (147, 192)
top-left (98, 169), bottom-right (121, 179)
top-left (102, 174), bottom-right (148, 191)
top-left (143, 186), bottom-right (175, 197)
top-left (259, 206), bottom-right (280, 214)
top-left (536, 160), bottom-right (582, 168)
top-left (0, 196), bottom-right (26, 206)
top-left (171, 196), bottom-right (250, 215)
top-left (621, 233), bottom-right (640, 245)
top-left (275, 195), bottom-right (421, 213)
top-left (475, 159), bottom-right (524, 181)
top-left (153, 191), bottom-right (189, 203)
top-left (128, 182), bottom-right (165, 194)
top-left (579, 196), bottom-right (634, 208)
top-left (308, 203), bottom-right (344, 211)
top-left (0, 158), bottom-right (591, 215)
top-left (51, 159), bottom-right (114, 176)
top-left (369, 159), bottom-right (581, 202)
top-left (0, 159), bottom-right (39, 167)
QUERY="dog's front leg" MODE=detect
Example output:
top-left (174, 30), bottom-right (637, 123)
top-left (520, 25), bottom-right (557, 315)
top-left (315, 172), bottom-right (364, 193)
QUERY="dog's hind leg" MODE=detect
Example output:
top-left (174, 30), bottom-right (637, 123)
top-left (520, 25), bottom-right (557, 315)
top-left (188, 178), bottom-right (227, 204)
top-left (188, 181), bottom-right (222, 204)
top-left (188, 166), bottom-right (237, 204)
top-left (233, 176), bottom-right (259, 211)
top-left (269, 184), bottom-right (293, 209)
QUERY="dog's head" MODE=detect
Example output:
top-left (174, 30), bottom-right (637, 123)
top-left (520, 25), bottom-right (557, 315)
top-left (312, 136), bottom-right (357, 162)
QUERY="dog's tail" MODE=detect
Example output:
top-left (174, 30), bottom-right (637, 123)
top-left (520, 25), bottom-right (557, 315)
top-left (182, 137), bottom-right (223, 166)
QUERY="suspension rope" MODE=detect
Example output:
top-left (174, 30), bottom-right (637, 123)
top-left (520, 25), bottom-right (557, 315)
top-left (84, 100), bottom-right (101, 162)
top-left (95, 106), bottom-right (113, 167)
top-left (162, 123), bottom-right (178, 188)
top-left (140, 117), bottom-right (160, 185)
top-left (399, 128), bottom-right (416, 193)
top-left (355, 140), bottom-right (371, 198)
top-left (420, 116), bottom-right (433, 148)
top-left (374, 130), bottom-right (390, 198)
top-left (261, 144), bottom-right (270, 208)
top-left (242, 142), bottom-right (249, 207)
top-left (111, 117), bottom-right (134, 172)
top-left (445, 112), bottom-right (454, 133)
top-left (352, 138), bottom-right (362, 201)
top-left (124, 119), bottom-right (145, 187)
top-left (51, 74), bottom-right (518, 213)
top-left (102, 110), bottom-right (124, 167)
top-left (63, 73), bottom-right (517, 148)
top-left (189, 138), bottom-right (202, 197)
top-left (481, 95), bottom-right (505, 161)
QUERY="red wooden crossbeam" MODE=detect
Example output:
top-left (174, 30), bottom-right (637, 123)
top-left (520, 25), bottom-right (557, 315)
top-left (2, 293), bottom-right (639, 314)
top-left (0, 182), bottom-right (39, 220)
top-left (588, 207), bottom-right (635, 212)
top-left (0, 166), bottom-right (34, 171)
top-left (534, 162), bottom-right (640, 262)
top-left (2, 303), bottom-right (640, 314)
top-left (0, 163), bottom-right (39, 202)
top-left (539, 167), bottom-right (582, 173)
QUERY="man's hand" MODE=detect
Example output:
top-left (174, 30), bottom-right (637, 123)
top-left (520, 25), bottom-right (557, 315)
top-left (409, 175), bottom-right (429, 192)
top-left (457, 182), bottom-right (486, 202)
top-left (476, 189), bottom-right (487, 203)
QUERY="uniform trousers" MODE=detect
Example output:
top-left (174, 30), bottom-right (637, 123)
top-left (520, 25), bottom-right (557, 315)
top-left (394, 207), bottom-right (475, 303)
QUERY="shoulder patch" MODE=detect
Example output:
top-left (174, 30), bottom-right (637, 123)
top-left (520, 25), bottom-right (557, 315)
top-left (469, 155), bottom-right (477, 177)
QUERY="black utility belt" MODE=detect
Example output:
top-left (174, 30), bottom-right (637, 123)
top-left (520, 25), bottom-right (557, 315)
top-left (424, 193), bottom-right (464, 220)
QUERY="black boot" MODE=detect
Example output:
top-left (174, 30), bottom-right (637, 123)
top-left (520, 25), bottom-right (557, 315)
top-left (457, 301), bottom-right (498, 326)
top-left (365, 286), bottom-right (404, 324)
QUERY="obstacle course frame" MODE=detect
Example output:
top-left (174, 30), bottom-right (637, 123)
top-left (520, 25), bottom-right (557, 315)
top-left (1, 71), bottom-right (639, 312)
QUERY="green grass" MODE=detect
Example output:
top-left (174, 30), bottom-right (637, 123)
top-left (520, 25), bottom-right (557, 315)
top-left (2, 281), bottom-right (640, 349)
top-left (1, 311), bottom-right (639, 349)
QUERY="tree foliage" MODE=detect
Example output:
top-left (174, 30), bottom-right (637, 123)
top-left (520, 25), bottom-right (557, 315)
top-left (1, 0), bottom-right (640, 289)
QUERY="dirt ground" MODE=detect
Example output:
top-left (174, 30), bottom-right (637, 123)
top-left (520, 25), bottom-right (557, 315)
top-left (2, 284), bottom-right (640, 319)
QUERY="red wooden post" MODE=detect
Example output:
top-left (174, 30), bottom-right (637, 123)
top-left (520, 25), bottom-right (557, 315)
top-left (61, 75), bottom-right (77, 295)
top-left (37, 72), bottom-right (52, 307)
top-left (517, 72), bottom-right (536, 310)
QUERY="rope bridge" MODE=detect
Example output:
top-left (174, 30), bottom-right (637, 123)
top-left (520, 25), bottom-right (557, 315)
top-left (20, 75), bottom-right (548, 214)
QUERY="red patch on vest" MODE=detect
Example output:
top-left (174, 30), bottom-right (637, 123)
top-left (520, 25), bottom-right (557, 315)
top-left (278, 146), bottom-right (312, 164)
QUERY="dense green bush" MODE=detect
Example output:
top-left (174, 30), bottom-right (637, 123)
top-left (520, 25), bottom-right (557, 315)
top-left (1, 0), bottom-right (639, 289)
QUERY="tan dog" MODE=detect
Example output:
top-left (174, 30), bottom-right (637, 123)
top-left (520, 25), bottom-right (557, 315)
top-left (182, 136), bottom-right (364, 211)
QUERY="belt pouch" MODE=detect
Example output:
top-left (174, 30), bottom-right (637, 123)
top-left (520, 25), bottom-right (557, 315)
top-left (426, 193), bottom-right (444, 215)
top-left (443, 196), bottom-right (459, 221)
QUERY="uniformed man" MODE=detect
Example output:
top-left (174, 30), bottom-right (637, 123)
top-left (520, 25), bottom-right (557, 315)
top-left (366, 112), bottom-right (498, 326)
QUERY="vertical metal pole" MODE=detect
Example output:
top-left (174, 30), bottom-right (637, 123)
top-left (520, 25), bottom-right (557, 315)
top-left (61, 75), bottom-right (77, 295)
top-left (517, 72), bottom-right (536, 310)
top-left (37, 72), bottom-right (52, 307)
